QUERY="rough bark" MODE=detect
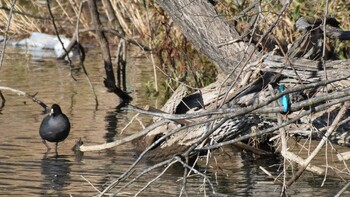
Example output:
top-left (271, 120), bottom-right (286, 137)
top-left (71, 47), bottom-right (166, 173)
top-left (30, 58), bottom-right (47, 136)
top-left (91, 1), bottom-right (350, 195)
top-left (139, 1), bottom-right (350, 160)
top-left (156, 0), bottom-right (256, 76)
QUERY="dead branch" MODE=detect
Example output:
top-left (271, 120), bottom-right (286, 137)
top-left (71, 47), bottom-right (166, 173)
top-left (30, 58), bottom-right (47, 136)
top-left (87, 0), bottom-right (132, 101)
top-left (78, 120), bottom-right (168, 152)
top-left (96, 118), bottom-right (220, 195)
top-left (286, 102), bottom-right (350, 186)
top-left (103, 28), bottom-right (151, 51)
top-left (56, 31), bottom-right (78, 60)
top-left (156, 0), bottom-right (256, 75)
top-left (337, 151), bottom-right (350, 161)
top-left (99, 158), bottom-right (174, 196)
top-left (128, 76), bottom-right (350, 121)
top-left (0, 86), bottom-right (48, 111)
top-left (203, 94), bottom-right (350, 151)
top-left (46, 0), bottom-right (76, 80)
top-left (83, 1), bottom-right (350, 194)
top-left (335, 181), bottom-right (350, 197)
top-left (75, 1), bottom-right (98, 107)
top-left (129, 159), bottom-right (177, 196)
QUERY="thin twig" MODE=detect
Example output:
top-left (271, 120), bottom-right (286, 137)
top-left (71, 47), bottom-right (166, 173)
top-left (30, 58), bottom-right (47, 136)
top-left (110, 158), bottom-right (174, 196)
top-left (46, 0), bottom-right (76, 81)
top-left (335, 181), bottom-right (350, 197)
top-left (128, 76), bottom-right (350, 121)
top-left (0, 0), bottom-right (16, 72)
top-left (75, 0), bottom-right (99, 107)
top-left (286, 102), bottom-right (350, 186)
top-left (80, 175), bottom-right (101, 193)
top-left (268, 84), bottom-right (287, 193)
top-left (78, 43), bottom-right (99, 107)
top-left (174, 156), bottom-right (217, 195)
top-left (322, 0), bottom-right (329, 81)
top-left (202, 95), bottom-right (350, 151)
top-left (134, 160), bottom-right (178, 196)
top-left (143, 1), bottom-right (158, 92)
top-left (120, 113), bottom-right (140, 134)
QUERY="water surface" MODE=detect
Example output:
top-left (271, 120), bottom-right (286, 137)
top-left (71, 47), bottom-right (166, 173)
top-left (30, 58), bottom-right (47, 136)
top-left (0, 46), bottom-right (348, 196)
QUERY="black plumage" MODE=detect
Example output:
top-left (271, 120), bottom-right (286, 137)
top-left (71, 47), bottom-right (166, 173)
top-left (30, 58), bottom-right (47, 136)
top-left (39, 104), bottom-right (70, 154)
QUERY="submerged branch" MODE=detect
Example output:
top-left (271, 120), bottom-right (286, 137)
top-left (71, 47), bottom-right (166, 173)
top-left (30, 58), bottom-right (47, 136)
top-left (117, 159), bottom-right (178, 196)
top-left (78, 120), bottom-right (168, 152)
top-left (0, 86), bottom-right (48, 111)
top-left (286, 102), bottom-right (350, 186)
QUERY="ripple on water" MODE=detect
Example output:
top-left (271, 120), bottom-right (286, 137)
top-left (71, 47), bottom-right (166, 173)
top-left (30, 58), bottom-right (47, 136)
top-left (0, 47), bottom-right (347, 196)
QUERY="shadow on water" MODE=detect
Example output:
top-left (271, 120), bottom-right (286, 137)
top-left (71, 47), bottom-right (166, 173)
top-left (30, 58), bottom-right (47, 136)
top-left (40, 154), bottom-right (71, 196)
top-left (1, 46), bottom-right (348, 196)
top-left (104, 101), bottom-right (129, 142)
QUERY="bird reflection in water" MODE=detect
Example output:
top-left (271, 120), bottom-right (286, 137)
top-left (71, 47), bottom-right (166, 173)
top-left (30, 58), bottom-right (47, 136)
top-left (40, 154), bottom-right (71, 195)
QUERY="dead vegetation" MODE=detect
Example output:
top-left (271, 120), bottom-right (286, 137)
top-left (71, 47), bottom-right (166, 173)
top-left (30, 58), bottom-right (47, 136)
top-left (1, 0), bottom-right (350, 196)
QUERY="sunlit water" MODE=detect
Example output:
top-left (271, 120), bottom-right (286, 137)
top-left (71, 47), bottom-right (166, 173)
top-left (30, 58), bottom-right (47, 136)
top-left (0, 46), bottom-right (348, 196)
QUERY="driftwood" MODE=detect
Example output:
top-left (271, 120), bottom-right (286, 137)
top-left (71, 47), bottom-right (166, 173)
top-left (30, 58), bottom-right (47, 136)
top-left (137, 0), bottom-right (350, 158)
top-left (76, 1), bottom-right (350, 195)
top-left (79, 0), bottom-right (350, 161)
top-left (0, 86), bottom-right (48, 111)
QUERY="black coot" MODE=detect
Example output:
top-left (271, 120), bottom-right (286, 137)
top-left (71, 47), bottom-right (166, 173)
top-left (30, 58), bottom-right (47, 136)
top-left (39, 104), bottom-right (70, 154)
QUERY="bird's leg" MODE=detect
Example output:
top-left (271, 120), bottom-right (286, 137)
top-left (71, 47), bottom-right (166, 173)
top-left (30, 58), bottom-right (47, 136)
top-left (42, 140), bottom-right (51, 151)
top-left (55, 142), bottom-right (58, 156)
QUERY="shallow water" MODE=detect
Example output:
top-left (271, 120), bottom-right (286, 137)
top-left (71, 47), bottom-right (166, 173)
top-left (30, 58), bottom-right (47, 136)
top-left (0, 46), bottom-right (349, 196)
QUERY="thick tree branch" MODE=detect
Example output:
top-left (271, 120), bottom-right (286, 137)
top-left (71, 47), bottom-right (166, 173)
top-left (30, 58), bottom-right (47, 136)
top-left (156, 0), bottom-right (256, 76)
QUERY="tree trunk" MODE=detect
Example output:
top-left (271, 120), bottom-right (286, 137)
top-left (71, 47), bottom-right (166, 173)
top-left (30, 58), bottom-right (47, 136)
top-left (137, 1), bottom-right (350, 160)
top-left (156, 0), bottom-right (256, 76)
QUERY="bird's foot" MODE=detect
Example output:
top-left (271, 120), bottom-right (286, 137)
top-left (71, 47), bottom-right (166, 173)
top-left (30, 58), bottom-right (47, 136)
top-left (42, 140), bottom-right (51, 152)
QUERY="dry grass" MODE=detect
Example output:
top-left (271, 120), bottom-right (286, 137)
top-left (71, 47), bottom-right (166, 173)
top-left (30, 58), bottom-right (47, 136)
top-left (1, 0), bottom-right (348, 92)
top-left (0, 0), bottom-right (217, 95)
top-left (0, 1), bottom-right (42, 35)
top-left (111, 0), bottom-right (150, 37)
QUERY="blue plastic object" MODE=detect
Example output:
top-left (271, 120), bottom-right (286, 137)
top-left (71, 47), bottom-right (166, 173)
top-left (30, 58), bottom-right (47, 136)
top-left (279, 85), bottom-right (290, 113)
